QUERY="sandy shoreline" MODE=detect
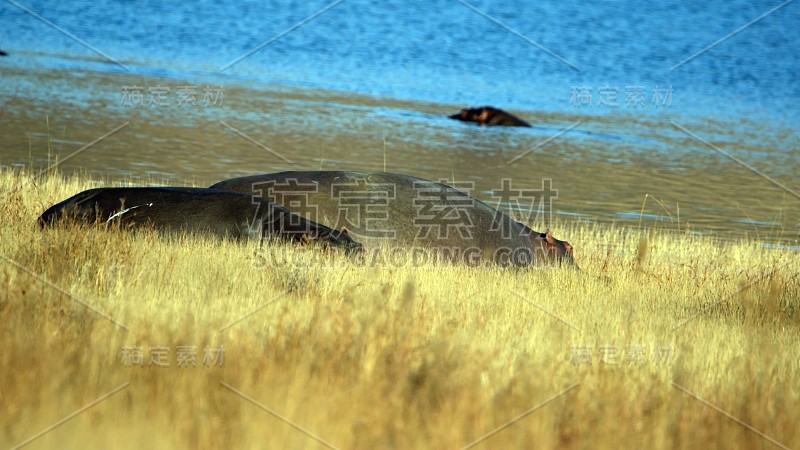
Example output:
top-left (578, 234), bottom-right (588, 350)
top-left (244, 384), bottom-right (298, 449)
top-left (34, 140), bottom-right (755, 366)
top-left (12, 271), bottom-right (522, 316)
top-left (1, 65), bottom-right (797, 244)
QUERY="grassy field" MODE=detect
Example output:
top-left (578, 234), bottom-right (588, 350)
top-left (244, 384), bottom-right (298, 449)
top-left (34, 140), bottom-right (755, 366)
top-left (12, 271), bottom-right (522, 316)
top-left (1, 168), bottom-right (798, 449)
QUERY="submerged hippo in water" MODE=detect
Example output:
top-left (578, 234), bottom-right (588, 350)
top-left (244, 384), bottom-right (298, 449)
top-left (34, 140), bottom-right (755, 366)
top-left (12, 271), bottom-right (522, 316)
top-left (210, 171), bottom-right (574, 267)
top-left (38, 187), bottom-right (363, 253)
top-left (449, 106), bottom-right (531, 127)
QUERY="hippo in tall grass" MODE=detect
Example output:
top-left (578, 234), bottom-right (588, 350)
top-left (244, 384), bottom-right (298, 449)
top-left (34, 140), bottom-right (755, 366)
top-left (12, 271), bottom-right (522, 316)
top-left (38, 187), bottom-right (363, 254)
top-left (210, 171), bottom-right (574, 267)
top-left (449, 106), bottom-right (531, 127)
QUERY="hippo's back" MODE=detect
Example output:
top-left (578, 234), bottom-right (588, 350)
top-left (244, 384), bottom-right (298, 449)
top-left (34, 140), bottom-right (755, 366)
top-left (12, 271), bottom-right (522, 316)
top-left (211, 171), bottom-right (536, 265)
top-left (39, 187), bottom-right (267, 239)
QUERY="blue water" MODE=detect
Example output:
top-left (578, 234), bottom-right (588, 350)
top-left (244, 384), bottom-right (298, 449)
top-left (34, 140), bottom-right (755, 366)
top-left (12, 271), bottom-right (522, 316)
top-left (2, 0), bottom-right (798, 125)
top-left (1, 0), bottom-right (798, 243)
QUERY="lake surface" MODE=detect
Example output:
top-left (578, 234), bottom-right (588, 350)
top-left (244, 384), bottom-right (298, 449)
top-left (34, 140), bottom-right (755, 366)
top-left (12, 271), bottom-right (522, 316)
top-left (1, 0), bottom-right (798, 244)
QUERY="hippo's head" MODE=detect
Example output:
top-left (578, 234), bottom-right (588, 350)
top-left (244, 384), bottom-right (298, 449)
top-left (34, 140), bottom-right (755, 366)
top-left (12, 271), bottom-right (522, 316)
top-left (532, 229), bottom-right (575, 267)
top-left (448, 109), bottom-right (470, 121)
top-left (449, 107), bottom-right (496, 125)
top-left (303, 227), bottom-right (364, 256)
top-left (37, 188), bottom-right (106, 227)
top-left (450, 108), bottom-right (481, 122)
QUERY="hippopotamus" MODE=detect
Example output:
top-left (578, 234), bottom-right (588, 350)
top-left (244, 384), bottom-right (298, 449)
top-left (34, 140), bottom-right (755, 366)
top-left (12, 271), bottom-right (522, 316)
top-left (449, 106), bottom-right (531, 127)
top-left (38, 187), bottom-right (363, 253)
top-left (209, 171), bottom-right (574, 267)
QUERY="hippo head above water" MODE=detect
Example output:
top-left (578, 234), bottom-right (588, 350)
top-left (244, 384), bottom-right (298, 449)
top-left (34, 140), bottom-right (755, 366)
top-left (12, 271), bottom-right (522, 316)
top-left (449, 106), bottom-right (532, 127)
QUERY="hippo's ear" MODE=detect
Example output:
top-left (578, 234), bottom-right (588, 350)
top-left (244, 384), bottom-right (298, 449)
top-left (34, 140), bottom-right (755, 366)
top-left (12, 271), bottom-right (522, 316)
top-left (340, 227), bottom-right (349, 236)
top-left (545, 229), bottom-right (556, 245)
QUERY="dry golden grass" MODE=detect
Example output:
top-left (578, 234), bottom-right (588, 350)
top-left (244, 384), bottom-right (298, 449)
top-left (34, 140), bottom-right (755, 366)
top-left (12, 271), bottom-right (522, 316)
top-left (1, 168), bottom-right (798, 449)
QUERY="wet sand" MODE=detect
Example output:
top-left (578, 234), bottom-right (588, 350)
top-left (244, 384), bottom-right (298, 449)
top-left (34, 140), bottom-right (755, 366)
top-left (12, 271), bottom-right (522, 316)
top-left (1, 65), bottom-right (797, 244)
